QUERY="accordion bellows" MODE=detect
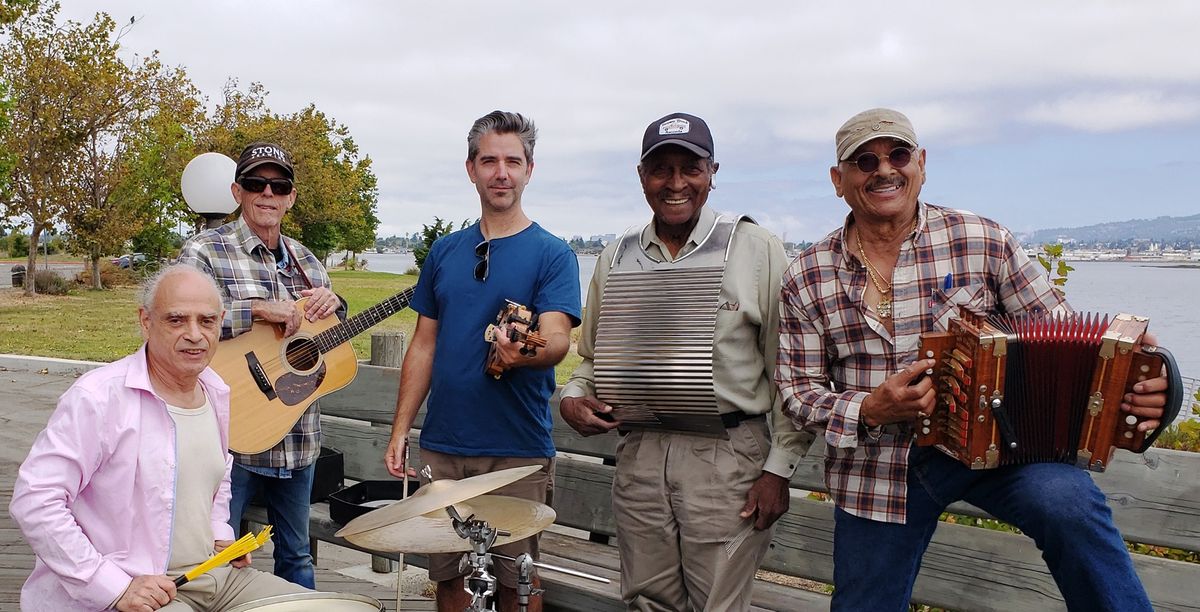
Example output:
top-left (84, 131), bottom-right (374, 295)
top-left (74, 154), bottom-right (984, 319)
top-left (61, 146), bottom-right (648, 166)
top-left (916, 310), bottom-right (1184, 471)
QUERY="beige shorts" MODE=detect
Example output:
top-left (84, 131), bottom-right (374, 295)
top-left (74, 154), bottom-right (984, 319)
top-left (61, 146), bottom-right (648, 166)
top-left (419, 449), bottom-right (555, 588)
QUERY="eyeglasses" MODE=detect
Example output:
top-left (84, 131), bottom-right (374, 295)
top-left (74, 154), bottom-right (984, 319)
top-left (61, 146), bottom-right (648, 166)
top-left (238, 175), bottom-right (294, 195)
top-left (473, 240), bottom-right (490, 282)
top-left (845, 147), bottom-right (915, 174)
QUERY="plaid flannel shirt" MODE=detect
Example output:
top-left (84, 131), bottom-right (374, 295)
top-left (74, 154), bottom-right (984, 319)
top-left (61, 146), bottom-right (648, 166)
top-left (179, 217), bottom-right (335, 469)
top-left (777, 202), bottom-right (1067, 523)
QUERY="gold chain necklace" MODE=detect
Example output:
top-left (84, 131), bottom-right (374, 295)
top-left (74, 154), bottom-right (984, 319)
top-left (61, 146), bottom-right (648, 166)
top-left (855, 227), bottom-right (893, 319)
top-left (853, 216), bottom-right (920, 319)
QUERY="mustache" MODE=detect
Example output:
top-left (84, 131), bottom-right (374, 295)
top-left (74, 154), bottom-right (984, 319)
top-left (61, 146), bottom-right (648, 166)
top-left (867, 177), bottom-right (905, 191)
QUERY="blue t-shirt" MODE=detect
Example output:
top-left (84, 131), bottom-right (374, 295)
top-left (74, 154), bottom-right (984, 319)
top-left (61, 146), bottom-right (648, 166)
top-left (412, 221), bottom-right (581, 458)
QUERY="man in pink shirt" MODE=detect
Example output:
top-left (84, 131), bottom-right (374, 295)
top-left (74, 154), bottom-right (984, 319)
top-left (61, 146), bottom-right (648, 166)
top-left (10, 265), bottom-right (306, 611)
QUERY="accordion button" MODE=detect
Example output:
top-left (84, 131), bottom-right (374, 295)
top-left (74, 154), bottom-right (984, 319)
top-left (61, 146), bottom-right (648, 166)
top-left (1124, 431), bottom-right (1134, 439)
top-left (921, 427), bottom-right (931, 435)
top-left (923, 419), bottom-right (931, 426)
top-left (1125, 415), bottom-right (1138, 425)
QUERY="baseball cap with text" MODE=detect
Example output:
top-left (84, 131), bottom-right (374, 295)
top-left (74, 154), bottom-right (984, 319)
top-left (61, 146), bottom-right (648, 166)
top-left (640, 112), bottom-right (714, 161)
top-left (835, 108), bottom-right (918, 161)
top-left (235, 142), bottom-right (294, 180)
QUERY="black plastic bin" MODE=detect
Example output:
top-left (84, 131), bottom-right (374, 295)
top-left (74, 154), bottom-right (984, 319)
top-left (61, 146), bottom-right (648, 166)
top-left (328, 480), bottom-right (421, 526)
top-left (11, 264), bottom-right (25, 287)
top-left (249, 446), bottom-right (344, 505)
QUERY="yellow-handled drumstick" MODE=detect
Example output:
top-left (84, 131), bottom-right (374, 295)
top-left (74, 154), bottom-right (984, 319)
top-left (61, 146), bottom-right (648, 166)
top-left (173, 526), bottom-right (273, 587)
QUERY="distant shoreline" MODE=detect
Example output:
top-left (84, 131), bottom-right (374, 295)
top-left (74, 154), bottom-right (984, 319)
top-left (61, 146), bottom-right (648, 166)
top-left (1061, 260), bottom-right (1200, 269)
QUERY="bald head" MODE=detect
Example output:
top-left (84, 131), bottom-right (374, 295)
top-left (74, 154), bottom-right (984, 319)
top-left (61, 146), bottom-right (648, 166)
top-left (139, 264), bottom-right (225, 388)
top-left (141, 264), bottom-right (222, 313)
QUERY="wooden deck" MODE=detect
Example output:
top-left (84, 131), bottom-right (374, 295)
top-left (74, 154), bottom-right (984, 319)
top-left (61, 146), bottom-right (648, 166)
top-left (0, 365), bottom-right (432, 611)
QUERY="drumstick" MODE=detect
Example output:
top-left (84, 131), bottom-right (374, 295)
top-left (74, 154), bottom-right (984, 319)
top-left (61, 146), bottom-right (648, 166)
top-left (396, 444), bottom-right (410, 612)
top-left (173, 526), bottom-right (273, 587)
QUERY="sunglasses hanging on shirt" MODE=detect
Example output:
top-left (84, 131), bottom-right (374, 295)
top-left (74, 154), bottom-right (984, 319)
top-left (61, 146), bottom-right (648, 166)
top-left (473, 240), bottom-right (490, 282)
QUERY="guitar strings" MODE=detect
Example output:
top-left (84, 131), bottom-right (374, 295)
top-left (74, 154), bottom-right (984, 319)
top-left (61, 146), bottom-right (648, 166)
top-left (242, 287), bottom-right (416, 372)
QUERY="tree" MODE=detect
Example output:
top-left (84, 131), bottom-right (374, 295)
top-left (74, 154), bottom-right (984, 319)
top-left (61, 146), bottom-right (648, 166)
top-left (0, 2), bottom-right (156, 294)
top-left (337, 159), bottom-right (379, 268)
top-left (0, 0), bottom-right (35, 24)
top-left (113, 65), bottom-right (206, 265)
top-left (414, 217), bottom-right (470, 269)
top-left (198, 86), bottom-right (379, 262)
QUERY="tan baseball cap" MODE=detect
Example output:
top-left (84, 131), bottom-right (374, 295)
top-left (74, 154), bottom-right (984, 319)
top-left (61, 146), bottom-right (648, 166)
top-left (835, 108), bottom-right (918, 161)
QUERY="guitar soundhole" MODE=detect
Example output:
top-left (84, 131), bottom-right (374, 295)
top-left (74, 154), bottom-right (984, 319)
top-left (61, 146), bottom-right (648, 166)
top-left (285, 337), bottom-right (320, 372)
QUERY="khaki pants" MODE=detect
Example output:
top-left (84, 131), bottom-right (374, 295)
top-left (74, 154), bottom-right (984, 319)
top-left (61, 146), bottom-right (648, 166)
top-left (160, 566), bottom-right (309, 611)
top-left (613, 419), bottom-right (774, 612)
top-left (420, 449), bottom-right (555, 588)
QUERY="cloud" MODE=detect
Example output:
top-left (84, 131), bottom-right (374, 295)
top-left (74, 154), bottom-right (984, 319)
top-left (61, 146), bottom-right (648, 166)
top-left (47, 1), bottom-right (1200, 243)
top-left (1021, 91), bottom-right (1200, 132)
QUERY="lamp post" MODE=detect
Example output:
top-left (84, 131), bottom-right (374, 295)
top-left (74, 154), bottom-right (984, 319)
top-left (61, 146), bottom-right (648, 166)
top-left (181, 153), bottom-right (239, 231)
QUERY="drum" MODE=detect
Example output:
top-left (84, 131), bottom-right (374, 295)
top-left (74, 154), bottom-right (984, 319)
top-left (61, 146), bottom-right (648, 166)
top-left (225, 592), bottom-right (384, 612)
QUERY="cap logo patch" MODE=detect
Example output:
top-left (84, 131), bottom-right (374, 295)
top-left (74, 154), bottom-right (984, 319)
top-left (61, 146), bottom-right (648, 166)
top-left (659, 118), bottom-right (690, 135)
top-left (249, 145), bottom-right (287, 161)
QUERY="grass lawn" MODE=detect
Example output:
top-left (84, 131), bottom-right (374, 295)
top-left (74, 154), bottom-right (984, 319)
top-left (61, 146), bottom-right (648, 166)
top-left (0, 269), bottom-right (582, 383)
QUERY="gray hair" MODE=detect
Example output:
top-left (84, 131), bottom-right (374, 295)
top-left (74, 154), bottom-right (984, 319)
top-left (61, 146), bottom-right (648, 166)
top-left (140, 264), bottom-right (222, 311)
top-left (466, 110), bottom-right (538, 164)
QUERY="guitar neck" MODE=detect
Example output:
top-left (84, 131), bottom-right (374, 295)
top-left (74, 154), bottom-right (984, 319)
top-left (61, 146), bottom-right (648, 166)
top-left (314, 286), bottom-right (417, 352)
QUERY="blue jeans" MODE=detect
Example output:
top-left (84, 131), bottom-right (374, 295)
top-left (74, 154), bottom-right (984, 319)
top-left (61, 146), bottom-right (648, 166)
top-left (227, 463), bottom-right (316, 589)
top-left (831, 446), bottom-right (1151, 612)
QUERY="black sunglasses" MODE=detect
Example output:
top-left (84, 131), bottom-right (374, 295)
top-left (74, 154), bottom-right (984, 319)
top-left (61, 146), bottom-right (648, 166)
top-left (847, 147), bottom-right (915, 174)
top-left (238, 175), bottom-right (294, 195)
top-left (473, 240), bottom-right (490, 282)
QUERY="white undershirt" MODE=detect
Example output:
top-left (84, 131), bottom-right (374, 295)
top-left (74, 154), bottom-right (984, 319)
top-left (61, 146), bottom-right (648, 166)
top-left (165, 397), bottom-right (226, 578)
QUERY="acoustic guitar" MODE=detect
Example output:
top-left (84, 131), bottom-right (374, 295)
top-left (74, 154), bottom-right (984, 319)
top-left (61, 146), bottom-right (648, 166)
top-left (211, 286), bottom-right (416, 454)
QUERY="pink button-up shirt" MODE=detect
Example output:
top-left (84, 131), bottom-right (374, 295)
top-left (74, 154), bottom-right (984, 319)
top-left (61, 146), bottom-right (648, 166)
top-left (10, 346), bottom-right (234, 611)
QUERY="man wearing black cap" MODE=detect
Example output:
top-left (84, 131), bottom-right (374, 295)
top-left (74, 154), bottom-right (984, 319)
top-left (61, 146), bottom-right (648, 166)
top-left (179, 142), bottom-right (343, 588)
top-left (560, 113), bottom-right (812, 611)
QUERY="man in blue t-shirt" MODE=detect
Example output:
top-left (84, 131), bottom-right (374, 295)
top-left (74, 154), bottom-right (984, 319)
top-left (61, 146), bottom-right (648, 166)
top-left (385, 110), bottom-right (581, 612)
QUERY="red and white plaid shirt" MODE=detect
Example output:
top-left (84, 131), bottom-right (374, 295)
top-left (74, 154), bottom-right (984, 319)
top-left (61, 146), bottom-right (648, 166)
top-left (777, 202), bottom-right (1067, 523)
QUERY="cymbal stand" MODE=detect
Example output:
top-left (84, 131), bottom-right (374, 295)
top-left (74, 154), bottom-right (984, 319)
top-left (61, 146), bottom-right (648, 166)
top-left (515, 553), bottom-right (539, 612)
top-left (449, 505), bottom-right (508, 612)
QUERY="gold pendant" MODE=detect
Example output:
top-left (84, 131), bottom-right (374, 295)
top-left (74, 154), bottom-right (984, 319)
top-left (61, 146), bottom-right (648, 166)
top-left (877, 297), bottom-right (892, 319)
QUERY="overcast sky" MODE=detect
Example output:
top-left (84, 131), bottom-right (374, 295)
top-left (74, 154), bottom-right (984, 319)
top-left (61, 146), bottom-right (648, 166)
top-left (52, 1), bottom-right (1200, 243)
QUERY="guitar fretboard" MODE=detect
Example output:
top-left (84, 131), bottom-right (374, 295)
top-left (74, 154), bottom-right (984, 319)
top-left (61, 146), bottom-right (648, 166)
top-left (314, 286), bottom-right (417, 352)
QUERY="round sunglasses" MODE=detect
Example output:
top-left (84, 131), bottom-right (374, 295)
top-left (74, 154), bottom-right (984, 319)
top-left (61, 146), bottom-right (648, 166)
top-left (845, 147), bottom-right (915, 174)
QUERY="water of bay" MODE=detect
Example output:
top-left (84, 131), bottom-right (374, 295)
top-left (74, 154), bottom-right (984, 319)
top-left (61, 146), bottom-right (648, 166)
top-left (362, 253), bottom-right (1199, 379)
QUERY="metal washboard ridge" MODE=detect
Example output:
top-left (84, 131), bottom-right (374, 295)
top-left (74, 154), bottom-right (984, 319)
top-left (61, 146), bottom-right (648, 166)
top-left (594, 265), bottom-right (724, 423)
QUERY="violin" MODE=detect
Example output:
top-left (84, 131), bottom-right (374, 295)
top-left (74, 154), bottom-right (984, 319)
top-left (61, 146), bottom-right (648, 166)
top-left (483, 300), bottom-right (548, 379)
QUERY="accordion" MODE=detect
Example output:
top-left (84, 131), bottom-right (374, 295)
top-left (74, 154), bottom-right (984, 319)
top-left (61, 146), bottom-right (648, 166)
top-left (915, 309), bottom-right (1183, 471)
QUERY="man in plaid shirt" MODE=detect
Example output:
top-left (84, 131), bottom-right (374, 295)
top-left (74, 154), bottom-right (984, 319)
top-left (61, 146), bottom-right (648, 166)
top-left (179, 142), bottom-right (343, 588)
top-left (777, 108), bottom-right (1170, 611)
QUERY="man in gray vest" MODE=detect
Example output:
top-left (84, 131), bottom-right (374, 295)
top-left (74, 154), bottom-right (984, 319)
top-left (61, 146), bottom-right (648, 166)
top-left (560, 112), bottom-right (813, 611)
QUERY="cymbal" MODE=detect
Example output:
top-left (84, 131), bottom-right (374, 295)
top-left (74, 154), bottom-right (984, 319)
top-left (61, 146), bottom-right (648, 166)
top-left (334, 464), bottom-right (542, 537)
top-left (342, 495), bottom-right (556, 553)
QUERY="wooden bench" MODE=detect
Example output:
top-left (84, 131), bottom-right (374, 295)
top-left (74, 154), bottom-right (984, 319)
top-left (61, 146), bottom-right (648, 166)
top-left (245, 362), bottom-right (1200, 611)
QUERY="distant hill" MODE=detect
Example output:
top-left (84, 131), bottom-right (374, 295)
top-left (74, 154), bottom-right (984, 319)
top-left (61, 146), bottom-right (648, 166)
top-left (1020, 214), bottom-right (1200, 246)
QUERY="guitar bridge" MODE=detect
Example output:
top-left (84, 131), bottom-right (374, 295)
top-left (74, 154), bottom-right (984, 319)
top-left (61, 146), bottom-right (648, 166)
top-left (244, 352), bottom-right (278, 400)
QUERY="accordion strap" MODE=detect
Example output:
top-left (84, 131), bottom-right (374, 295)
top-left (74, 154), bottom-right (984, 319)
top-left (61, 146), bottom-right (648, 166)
top-left (1138, 345), bottom-right (1184, 453)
